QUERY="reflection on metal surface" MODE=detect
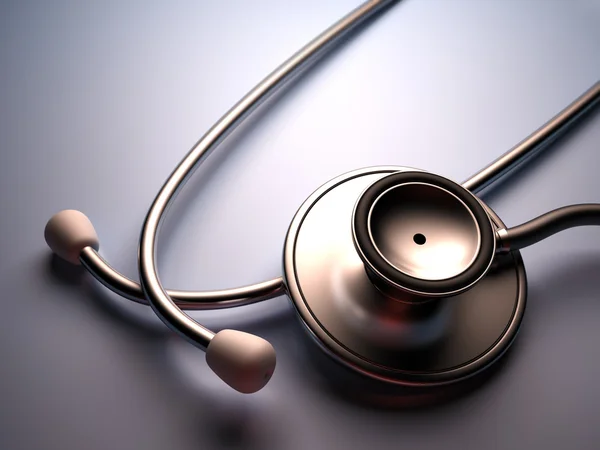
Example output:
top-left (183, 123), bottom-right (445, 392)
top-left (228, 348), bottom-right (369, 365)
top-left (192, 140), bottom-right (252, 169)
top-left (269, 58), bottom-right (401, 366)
top-left (352, 171), bottom-right (497, 299)
top-left (330, 259), bottom-right (453, 351)
top-left (284, 167), bottom-right (526, 385)
top-left (368, 182), bottom-right (481, 281)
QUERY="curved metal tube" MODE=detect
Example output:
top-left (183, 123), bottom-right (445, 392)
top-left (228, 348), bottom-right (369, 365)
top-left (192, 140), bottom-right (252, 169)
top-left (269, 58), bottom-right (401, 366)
top-left (79, 247), bottom-right (285, 309)
top-left (70, 7), bottom-right (597, 317)
top-left (497, 204), bottom-right (600, 252)
top-left (463, 80), bottom-right (600, 194)
top-left (138, 0), bottom-right (399, 349)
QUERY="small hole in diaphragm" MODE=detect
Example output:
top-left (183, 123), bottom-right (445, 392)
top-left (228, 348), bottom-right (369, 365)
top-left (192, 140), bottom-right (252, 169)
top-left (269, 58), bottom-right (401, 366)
top-left (413, 233), bottom-right (426, 245)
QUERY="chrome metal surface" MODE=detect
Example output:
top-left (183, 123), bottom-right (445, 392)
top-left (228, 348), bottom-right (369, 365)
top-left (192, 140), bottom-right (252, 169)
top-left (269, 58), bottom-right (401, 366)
top-left (79, 247), bottom-right (285, 309)
top-left (462, 80), bottom-right (600, 194)
top-left (496, 228), bottom-right (511, 253)
top-left (284, 167), bottom-right (527, 385)
top-left (137, 0), bottom-right (398, 350)
top-left (368, 182), bottom-right (481, 281)
top-left (352, 171), bottom-right (497, 299)
top-left (498, 204), bottom-right (600, 251)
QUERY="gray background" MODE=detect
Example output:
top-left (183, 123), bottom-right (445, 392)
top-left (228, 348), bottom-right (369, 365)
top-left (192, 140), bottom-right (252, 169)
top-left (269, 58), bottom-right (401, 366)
top-left (1, 0), bottom-right (600, 449)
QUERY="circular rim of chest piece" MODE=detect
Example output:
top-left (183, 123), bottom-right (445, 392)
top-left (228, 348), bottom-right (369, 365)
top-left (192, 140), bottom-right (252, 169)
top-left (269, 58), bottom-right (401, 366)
top-left (283, 166), bottom-right (527, 386)
top-left (352, 171), bottom-right (496, 298)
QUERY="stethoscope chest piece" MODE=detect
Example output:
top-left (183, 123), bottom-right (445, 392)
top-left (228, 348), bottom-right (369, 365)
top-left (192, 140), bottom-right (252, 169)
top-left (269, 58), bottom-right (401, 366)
top-left (283, 166), bottom-right (526, 386)
top-left (39, 0), bottom-right (598, 395)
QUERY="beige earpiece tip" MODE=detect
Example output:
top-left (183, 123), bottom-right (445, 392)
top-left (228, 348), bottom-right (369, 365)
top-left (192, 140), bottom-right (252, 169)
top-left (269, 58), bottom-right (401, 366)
top-left (44, 210), bottom-right (99, 265)
top-left (206, 329), bottom-right (277, 394)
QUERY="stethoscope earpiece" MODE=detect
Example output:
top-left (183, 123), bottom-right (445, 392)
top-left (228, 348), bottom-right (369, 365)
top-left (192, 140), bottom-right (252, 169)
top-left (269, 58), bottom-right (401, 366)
top-left (206, 330), bottom-right (277, 394)
top-left (44, 210), bottom-right (99, 266)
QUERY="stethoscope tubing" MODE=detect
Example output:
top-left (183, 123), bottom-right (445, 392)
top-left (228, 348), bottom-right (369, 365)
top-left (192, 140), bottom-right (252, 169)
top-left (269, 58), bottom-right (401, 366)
top-left (74, 0), bottom-right (600, 318)
top-left (138, 0), bottom-right (399, 349)
top-left (463, 81), bottom-right (600, 194)
top-left (79, 247), bottom-right (285, 309)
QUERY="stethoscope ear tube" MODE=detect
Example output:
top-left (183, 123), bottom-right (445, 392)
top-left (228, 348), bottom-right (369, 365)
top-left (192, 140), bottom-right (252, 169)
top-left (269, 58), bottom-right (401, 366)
top-left (135, 0), bottom-right (397, 393)
top-left (44, 211), bottom-right (286, 309)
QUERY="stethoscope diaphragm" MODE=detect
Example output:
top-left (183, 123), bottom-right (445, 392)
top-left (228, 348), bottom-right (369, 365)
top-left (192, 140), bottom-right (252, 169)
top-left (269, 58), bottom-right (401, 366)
top-left (353, 171), bottom-right (497, 299)
top-left (283, 166), bottom-right (526, 386)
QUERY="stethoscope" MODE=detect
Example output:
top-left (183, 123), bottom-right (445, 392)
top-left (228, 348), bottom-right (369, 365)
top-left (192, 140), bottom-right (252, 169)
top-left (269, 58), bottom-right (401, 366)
top-left (44, 0), bottom-right (600, 394)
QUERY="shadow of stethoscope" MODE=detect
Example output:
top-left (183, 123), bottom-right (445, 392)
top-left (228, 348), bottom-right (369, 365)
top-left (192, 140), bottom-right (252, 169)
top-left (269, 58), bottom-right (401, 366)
top-left (47, 253), bottom-right (290, 448)
top-left (290, 252), bottom-right (600, 412)
top-left (46, 246), bottom-right (600, 418)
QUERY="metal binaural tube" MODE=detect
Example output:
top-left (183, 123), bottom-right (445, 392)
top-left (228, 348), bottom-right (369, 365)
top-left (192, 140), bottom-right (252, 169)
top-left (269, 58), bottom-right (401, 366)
top-left (497, 204), bottom-right (600, 252)
top-left (463, 81), bottom-right (600, 194)
top-left (79, 247), bottom-right (285, 309)
top-left (137, 1), bottom-right (399, 350)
